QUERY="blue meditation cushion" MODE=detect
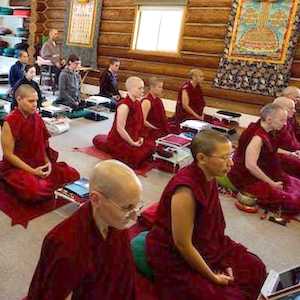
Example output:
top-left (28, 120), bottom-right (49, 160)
top-left (130, 231), bottom-right (154, 280)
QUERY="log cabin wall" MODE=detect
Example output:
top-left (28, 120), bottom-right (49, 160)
top-left (34, 0), bottom-right (300, 116)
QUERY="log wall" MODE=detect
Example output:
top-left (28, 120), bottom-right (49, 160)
top-left (34, 0), bottom-right (300, 115)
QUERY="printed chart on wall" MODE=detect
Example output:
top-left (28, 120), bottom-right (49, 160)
top-left (66, 0), bottom-right (98, 48)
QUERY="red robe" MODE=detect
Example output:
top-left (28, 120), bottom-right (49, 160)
top-left (27, 202), bottom-right (136, 300)
top-left (106, 96), bottom-right (155, 168)
top-left (228, 121), bottom-right (300, 213)
top-left (275, 117), bottom-right (300, 178)
top-left (142, 93), bottom-right (169, 139)
top-left (175, 80), bottom-right (205, 124)
top-left (146, 163), bottom-right (266, 300)
top-left (0, 108), bottom-right (79, 203)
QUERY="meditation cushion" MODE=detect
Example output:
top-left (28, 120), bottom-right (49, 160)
top-left (92, 134), bottom-right (108, 152)
top-left (139, 202), bottom-right (158, 229)
top-left (216, 175), bottom-right (238, 192)
top-left (65, 109), bottom-right (90, 119)
top-left (131, 231), bottom-right (154, 280)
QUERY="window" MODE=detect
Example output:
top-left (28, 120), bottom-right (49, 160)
top-left (133, 6), bottom-right (184, 53)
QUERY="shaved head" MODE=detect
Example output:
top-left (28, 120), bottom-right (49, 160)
top-left (125, 76), bottom-right (143, 91)
top-left (90, 160), bottom-right (142, 229)
top-left (281, 86), bottom-right (300, 104)
top-left (191, 129), bottom-right (229, 159)
top-left (260, 103), bottom-right (285, 121)
top-left (273, 96), bottom-right (295, 118)
top-left (15, 84), bottom-right (37, 99)
top-left (125, 76), bottom-right (144, 100)
top-left (49, 29), bottom-right (59, 41)
top-left (90, 160), bottom-right (142, 206)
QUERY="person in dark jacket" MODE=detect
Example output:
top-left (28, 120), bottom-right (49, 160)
top-left (12, 64), bottom-right (45, 110)
top-left (8, 50), bottom-right (29, 88)
top-left (98, 58), bottom-right (121, 109)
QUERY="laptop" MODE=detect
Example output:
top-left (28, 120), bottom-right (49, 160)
top-left (261, 265), bottom-right (300, 299)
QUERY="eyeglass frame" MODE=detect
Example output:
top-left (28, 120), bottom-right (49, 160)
top-left (107, 196), bottom-right (144, 217)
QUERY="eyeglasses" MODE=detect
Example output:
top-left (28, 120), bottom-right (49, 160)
top-left (109, 198), bottom-right (144, 217)
top-left (207, 153), bottom-right (234, 161)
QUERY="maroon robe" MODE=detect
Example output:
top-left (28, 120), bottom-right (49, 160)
top-left (175, 80), bottom-right (205, 124)
top-left (0, 108), bottom-right (79, 203)
top-left (142, 93), bottom-right (169, 139)
top-left (27, 201), bottom-right (136, 300)
top-left (146, 163), bottom-right (266, 300)
top-left (105, 96), bottom-right (155, 168)
top-left (275, 117), bottom-right (300, 178)
top-left (228, 121), bottom-right (300, 213)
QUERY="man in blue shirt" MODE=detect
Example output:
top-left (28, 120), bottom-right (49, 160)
top-left (8, 50), bottom-right (29, 88)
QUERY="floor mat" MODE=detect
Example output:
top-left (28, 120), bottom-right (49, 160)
top-left (73, 146), bottom-right (157, 177)
top-left (0, 180), bottom-right (69, 228)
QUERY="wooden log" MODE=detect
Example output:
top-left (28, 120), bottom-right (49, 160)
top-left (37, 2), bottom-right (47, 12)
top-left (291, 60), bottom-right (300, 78)
top-left (87, 66), bottom-right (271, 107)
top-left (188, 0), bottom-right (233, 7)
top-left (289, 78), bottom-right (300, 88)
top-left (185, 8), bottom-right (230, 24)
top-left (103, 0), bottom-right (135, 7)
top-left (98, 57), bottom-right (217, 81)
top-left (44, 8), bottom-right (65, 20)
top-left (45, 21), bottom-right (65, 31)
top-left (182, 38), bottom-right (225, 54)
top-left (98, 46), bottom-right (221, 68)
top-left (102, 8), bottom-right (135, 21)
top-left (184, 24), bottom-right (226, 39)
top-left (205, 97), bottom-right (262, 115)
top-left (45, 0), bottom-right (65, 8)
top-left (100, 21), bottom-right (133, 34)
top-left (10, 0), bottom-right (31, 6)
top-left (99, 33), bottom-right (132, 48)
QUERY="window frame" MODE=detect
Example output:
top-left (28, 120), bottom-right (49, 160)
top-left (131, 5), bottom-right (186, 57)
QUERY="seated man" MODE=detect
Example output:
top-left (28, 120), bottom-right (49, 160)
top-left (175, 68), bottom-right (205, 124)
top-left (8, 50), bottom-right (28, 88)
top-left (27, 160), bottom-right (142, 300)
top-left (273, 96), bottom-right (300, 177)
top-left (40, 29), bottom-right (65, 85)
top-left (146, 130), bottom-right (266, 300)
top-left (0, 84), bottom-right (79, 203)
top-left (94, 76), bottom-right (155, 168)
top-left (56, 54), bottom-right (84, 110)
top-left (142, 77), bottom-right (169, 140)
top-left (98, 58), bottom-right (121, 109)
top-left (228, 103), bottom-right (300, 213)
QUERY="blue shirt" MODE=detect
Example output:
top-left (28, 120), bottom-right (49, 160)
top-left (8, 61), bottom-right (24, 88)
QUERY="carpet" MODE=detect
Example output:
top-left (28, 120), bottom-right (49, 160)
top-left (0, 180), bottom-right (69, 228)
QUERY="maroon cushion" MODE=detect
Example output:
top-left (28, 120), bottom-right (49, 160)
top-left (92, 134), bottom-right (108, 152)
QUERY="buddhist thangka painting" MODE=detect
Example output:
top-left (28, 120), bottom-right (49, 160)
top-left (214, 0), bottom-right (300, 96)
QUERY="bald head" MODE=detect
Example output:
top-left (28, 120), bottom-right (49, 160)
top-left (260, 103), bottom-right (285, 121)
top-left (90, 160), bottom-right (142, 204)
top-left (125, 76), bottom-right (143, 91)
top-left (15, 84), bottom-right (37, 100)
top-left (125, 76), bottom-right (144, 100)
top-left (281, 86), bottom-right (300, 104)
top-left (273, 96), bottom-right (295, 118)
top-left (49, 29), bottom-right (59, 41)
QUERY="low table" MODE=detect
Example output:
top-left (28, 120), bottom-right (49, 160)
top-left (153, 134), bottom-right (193, 172)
